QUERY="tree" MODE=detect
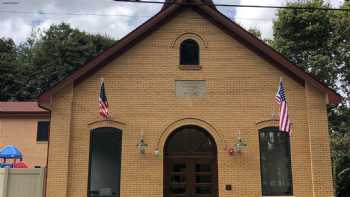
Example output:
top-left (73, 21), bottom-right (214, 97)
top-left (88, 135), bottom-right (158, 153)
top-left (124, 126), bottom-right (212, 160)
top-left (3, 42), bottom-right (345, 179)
top-left (272, 0), bottom-right (338, 88)
top-left (247, 28), bottom-right (273, 43)
top-left (331, 1), bottom-right (350, 105)
top-left (272, 1), bottom-right (350, 196)
top-left (0, 37), bottom-right (21, 100)
top-left (248, 27), bottom-right (262, 39)
top-left (17, 23), bottom-right (116, 99)
top-left (331, 119), bottom-right (350, 197)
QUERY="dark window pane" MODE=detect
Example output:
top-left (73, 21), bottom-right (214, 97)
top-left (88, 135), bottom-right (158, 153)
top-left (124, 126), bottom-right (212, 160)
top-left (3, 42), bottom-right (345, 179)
top-left (196, 164), bottom-right (211, 172)
top-left (180, 39), bottom-right (199, 65)
top-left (165, 126), bottom-right (215, 154)
top-left (196, 175), bottom-right (211, 183)
top-left (259, 127), bottom-right (293, 196)
top-left (170, 184), bottom-right (186, 194)
top-left (37, 121), bottom-right (49, 142)
top-left (173, 163), bottom-right (186, 172)
top-left (88, 127), bottom-right (122, 197)
top-left (171, 175), bottom-right (186, 184)
top-left (196, 186), bottom-right (211, 194)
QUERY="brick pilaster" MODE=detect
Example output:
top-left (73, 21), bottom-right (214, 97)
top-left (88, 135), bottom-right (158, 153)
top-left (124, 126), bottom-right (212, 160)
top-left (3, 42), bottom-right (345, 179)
top-left (305, 82), bottom-right (335, 197)
top-left (45, 85), bottom-right (73, 197)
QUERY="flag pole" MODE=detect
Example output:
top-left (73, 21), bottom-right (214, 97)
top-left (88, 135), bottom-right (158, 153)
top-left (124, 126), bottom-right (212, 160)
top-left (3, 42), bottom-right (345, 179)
top-left (99, 78), bottom-right (104, 121)
top-left (102, 78), bottom-right (111, 121)
top-left (99, 78), bottom-right (102, 119)
top-left (103, 78), bottom-right (111, 122)
top-left (272, 77), bottom-right (280, 123)
top-left (272, 77), bottom-right (283, 126)
top-left (276, 77), bottom-right (283, 126)
top-left (99, 77), bottom-right (110, 122)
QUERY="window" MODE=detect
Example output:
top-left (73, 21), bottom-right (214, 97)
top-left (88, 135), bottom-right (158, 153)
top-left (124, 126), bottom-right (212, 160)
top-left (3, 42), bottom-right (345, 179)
top-left (37, 121), bottom-right (49, 142)
top-left (259, 127), bottom-right (293, 196)
top-left (165, 125), bottom-right (216, 155)
top-left (180, 39), bottom-right (199, 65)
top-left (88, 127), bottom-right (122, 197)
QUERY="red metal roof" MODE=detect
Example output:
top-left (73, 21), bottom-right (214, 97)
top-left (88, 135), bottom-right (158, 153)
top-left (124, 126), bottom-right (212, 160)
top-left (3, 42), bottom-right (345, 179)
top-left (38, 0), bottom-right (341, 105)
top-left (0, 102), bottom-right (49, 117)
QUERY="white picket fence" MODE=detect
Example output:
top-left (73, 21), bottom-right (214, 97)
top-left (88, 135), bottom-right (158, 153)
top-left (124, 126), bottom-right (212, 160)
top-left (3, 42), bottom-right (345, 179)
top-left (0, 168), bottom-right (45, 197)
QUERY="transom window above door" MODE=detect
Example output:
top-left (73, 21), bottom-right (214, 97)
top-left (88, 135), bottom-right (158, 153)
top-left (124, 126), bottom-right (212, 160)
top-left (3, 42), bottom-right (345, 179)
top-left (165, 125), bottom-right (215, 155)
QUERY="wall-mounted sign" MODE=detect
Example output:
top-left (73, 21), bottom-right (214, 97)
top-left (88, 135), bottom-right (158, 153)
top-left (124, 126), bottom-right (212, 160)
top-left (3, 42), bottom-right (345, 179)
top-left (175, 80), bottom-right (206, 97)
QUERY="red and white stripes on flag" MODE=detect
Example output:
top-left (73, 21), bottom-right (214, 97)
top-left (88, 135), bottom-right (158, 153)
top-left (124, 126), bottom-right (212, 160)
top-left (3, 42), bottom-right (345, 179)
top-left (275, 79), bottom-right (291, 133)
top-left (99, 79), bottom-right (109, 119)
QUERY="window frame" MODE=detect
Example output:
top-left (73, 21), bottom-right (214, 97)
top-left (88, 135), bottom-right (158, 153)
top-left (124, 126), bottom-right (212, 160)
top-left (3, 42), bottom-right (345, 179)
top-left (258, 127), bottom-right (293, 196)
top-left (179, 39), bottom-right (200, 66)
top-left (36, 121), bottom-right (49, 142)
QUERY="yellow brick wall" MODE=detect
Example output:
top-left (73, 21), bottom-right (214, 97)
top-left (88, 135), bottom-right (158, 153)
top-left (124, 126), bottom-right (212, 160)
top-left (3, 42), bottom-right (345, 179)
top-left (0, 118), bottom-right (48, 167)
top-left (46, 8), bottom-right (334, 197)
top-left (46, 85), bottom-right (74, 197)
top-left (305, 83), bottom-right (334, 196)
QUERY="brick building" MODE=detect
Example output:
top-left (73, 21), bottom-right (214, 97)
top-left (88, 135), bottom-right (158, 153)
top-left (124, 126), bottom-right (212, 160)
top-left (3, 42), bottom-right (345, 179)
top-left (0, 102), bottom-right (49, 167)
top-left (38, 0), bottom-right (341, 196)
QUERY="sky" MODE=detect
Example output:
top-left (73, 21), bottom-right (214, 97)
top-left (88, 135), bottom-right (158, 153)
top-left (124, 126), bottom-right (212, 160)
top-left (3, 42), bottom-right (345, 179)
top-left (0, 0), bottom-right (345, 43)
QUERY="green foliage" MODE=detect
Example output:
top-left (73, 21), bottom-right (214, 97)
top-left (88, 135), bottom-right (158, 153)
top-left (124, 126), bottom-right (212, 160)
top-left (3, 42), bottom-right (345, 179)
top-left (272, 0), bottom-right (338, 88)
top-left (0, 38), bottom-right (21, 100)
top-left (18, 23), bottom-right (115, 99)
top-left (331, 129), bottom-right (350, 197)
top-left (248, 27), bottom-right (262, 39)
top-left (330, 105), bottom-right (350, 197)
top-left (332, 1), bottom-right (350, 103)
top-left (2, 23), bottom-right (116, 100)
top-left (272, 1), bottom-right (350, 196)
top-left (247, 28), bottom-right (273, 44)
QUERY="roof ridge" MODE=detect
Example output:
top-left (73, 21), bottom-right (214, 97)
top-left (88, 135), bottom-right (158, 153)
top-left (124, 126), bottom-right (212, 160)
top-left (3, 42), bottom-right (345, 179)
top-left (161, 0), bottom-right (216, 11)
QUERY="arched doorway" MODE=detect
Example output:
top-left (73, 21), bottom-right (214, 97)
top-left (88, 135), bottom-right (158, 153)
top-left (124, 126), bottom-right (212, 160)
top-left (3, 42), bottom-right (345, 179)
top-left (164, 125), bottom-right (218, 197)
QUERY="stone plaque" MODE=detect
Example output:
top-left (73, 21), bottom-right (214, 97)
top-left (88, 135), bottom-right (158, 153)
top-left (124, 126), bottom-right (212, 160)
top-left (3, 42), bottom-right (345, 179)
top-left (175, 80), bottom-right (206, 97)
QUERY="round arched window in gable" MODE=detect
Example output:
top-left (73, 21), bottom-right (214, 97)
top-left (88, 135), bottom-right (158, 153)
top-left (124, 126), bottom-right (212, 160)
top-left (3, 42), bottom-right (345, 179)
top-left (180, 39), bottom-right (199, 65)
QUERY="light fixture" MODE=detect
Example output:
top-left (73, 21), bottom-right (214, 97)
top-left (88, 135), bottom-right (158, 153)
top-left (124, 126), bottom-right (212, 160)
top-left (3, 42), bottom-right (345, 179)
top-left (234, 136), bottom-right (247, 153)
top-left (154, 149), bottom-right (160, 156)
top-left (137, 132), bottom-right (148, 154)
top-left (228, 129), bottom-right (247, 156)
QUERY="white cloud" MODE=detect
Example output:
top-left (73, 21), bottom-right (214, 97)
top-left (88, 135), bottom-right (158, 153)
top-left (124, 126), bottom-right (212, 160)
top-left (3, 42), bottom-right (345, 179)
top-left (0, 0), bottom-right (345, 43)
top-left (232, 0), bottom-right (345, 39)
top-left (0, 0), bottom-right (161, 43)
top-left (0, 17), bottom-right (33, 42)
top-left (232, 0), bottom-right (281, 39)
top-left (34, 6), bottom-right (137, 40)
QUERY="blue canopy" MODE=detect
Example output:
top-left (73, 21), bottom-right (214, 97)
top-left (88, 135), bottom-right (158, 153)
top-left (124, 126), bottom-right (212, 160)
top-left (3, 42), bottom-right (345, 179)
top-left (0, 145), bottom-right (22, 159)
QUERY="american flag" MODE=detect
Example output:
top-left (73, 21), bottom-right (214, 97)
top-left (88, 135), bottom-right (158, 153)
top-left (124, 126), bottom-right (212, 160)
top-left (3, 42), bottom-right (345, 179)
top-left (99, 79), bottom-right (109, 119)
top-left (275, 79), bottom-right (291, 133)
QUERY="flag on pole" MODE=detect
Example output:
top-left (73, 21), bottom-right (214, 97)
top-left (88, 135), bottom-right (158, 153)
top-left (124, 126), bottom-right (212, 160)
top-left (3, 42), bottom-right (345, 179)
top-left (99, 79), bottom-right (109, 119)
top-left (275, 79), bottom-right (291, 133)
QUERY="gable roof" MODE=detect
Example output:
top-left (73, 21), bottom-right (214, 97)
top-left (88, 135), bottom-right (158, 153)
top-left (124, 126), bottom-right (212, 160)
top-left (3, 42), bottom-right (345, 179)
top-left (38, 0), bottom-right (341, 106)
top-left (161, 0), bottom-right (217, 11)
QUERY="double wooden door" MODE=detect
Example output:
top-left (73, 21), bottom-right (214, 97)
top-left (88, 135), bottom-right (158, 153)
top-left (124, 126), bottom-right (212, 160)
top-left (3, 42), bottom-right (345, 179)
top-left (165, 156), bottom-right (218, 197)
